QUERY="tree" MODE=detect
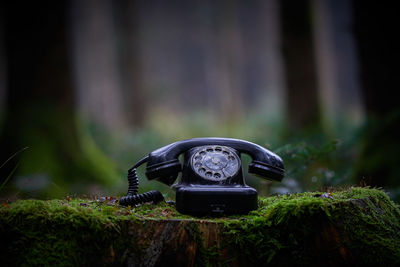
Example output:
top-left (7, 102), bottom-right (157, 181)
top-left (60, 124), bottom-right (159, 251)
top-left (279, 0), bottom-right (321, 132)
top-left (0, 1), bottom-right (117, 198)
top-left (114, 0), bottom-right (148, 127)
top-left (352, 0), bottom-right (400, 192)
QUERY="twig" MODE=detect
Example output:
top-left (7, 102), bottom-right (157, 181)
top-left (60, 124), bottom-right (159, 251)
top-left (0, 147), bottom-right (29, 169)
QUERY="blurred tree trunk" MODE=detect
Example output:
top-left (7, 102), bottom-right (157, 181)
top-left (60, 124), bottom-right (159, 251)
top-left (352, 1), bottom-right (400, 189)
top-left (240, 0), bottom-right (286, 118)
top-left (70, 0), bottom-right (127, 131)
top-left (0, 6), bottom-right (6, 121)
top-left (313, 0), bottom-right (364, 132)
top-left (217, 0), bottom-right (245, 122)
top-left (279, 0), bottom-right (321, 132)
top-left (201, 0), bottom-right (245, 122)
top-left (0, 1), bottom-right (116, 197)
top-left (114, 0), bottom-right (147, 127)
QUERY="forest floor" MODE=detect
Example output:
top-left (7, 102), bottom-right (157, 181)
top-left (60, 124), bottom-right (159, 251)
top-left (1, 187), bottom-right (399, 266)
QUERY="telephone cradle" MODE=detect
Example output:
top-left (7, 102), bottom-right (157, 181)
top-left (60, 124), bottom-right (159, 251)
top-left (119, 137), bottom-right (284, 215)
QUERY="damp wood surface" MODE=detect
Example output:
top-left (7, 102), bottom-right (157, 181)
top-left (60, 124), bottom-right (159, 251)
top-left (1, 187), bottom-right (400, 266)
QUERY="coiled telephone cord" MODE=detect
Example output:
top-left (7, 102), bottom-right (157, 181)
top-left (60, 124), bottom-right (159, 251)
top-left (119, 156), bottom-right (164, 206)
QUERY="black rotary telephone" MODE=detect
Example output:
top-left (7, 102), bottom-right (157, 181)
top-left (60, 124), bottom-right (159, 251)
top-left (119, 137), bottom-right (284, 215)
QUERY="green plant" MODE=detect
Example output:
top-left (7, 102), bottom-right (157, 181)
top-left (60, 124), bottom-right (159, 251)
top-left (272, 140), bottom-right (339, 193)
top-left (275, 140), bottom-right (338, 178)
top-left (0, 147), bottom-right (29, 193)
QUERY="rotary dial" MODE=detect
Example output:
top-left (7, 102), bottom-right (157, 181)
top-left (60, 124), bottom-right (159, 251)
top-left (191, 145), bottom-right (240, 181)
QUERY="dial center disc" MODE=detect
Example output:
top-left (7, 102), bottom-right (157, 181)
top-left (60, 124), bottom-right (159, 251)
top-left (204, 154), bottom-right (228, 170)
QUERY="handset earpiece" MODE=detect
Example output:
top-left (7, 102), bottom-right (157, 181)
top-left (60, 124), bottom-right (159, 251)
top-left (248, 160), bottom-right (284, 181)
top-left (145, 159), bottom-right (181, 186)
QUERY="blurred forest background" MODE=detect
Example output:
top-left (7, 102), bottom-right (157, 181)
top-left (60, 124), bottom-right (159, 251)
top-left (1, 0), bottom-right (399, 201)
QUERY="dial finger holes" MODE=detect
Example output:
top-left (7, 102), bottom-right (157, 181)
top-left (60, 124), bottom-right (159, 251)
top-left (194, 155), bottom-right (202, 161)
top-left (205, 171), bottom-right (212, 177)
top-left (215, 147), bottom-right (222, 152)
top-left (206, 148), bottom-right (214, 152)
top-left (214, 173), bottom-right (221, 179)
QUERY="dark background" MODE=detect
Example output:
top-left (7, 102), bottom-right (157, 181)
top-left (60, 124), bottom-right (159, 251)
top-left (1, 0), bottom-right (399, 201)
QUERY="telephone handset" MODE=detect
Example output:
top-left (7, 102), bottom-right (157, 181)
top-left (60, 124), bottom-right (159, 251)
top-left (119, 137), bottom-right (284, 215)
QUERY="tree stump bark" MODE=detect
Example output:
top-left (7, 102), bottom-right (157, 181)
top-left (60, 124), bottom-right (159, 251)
top-left (1, 187), bottom-right (399, 266)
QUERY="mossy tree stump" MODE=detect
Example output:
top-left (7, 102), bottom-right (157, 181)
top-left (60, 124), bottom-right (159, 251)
top-left (1, 187), bottom-right (400, 266)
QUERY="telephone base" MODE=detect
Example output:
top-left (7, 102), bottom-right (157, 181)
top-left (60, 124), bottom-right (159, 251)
top-left (175, 186), bottom-right (258, 215)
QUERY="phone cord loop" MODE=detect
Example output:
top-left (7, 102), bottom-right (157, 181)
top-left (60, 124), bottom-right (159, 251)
top-left (119, 156), bottom-right (165, 206)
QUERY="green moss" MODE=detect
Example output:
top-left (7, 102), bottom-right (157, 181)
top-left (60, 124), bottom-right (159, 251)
top-left (222, 187), bottom-right (400, 265)
top-left (1, 187), bottom-right (399, 266)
